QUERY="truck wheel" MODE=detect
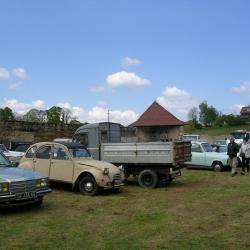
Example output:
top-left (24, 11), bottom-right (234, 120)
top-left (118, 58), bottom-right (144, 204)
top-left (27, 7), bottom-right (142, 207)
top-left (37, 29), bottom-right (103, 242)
top-left (138, 170), bottom-right (158, 188)
top-left (212, 162), bottom-right (223, 172)
top-left (79, 176), bottom-right (99, 196)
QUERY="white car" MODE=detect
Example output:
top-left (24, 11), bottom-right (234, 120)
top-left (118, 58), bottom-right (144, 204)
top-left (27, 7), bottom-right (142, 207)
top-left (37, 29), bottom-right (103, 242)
top-left (0, 144), bottom-right (25, 165)
top-left (185, 141), bottom-right (229, 171)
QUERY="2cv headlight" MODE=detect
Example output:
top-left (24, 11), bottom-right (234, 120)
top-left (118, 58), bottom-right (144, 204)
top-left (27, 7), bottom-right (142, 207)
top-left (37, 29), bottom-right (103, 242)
top-left (103, 168), bottom-right (109, 175)
top-left (0, 183), bottom-right (9, 193)
top-left (36, 178), bottom-right (48, 188)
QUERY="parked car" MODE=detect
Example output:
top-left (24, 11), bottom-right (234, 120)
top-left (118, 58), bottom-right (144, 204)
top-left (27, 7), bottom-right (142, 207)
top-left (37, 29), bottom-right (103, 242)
top-left (19, 142), bottom-right (124, 196)
top-left (0, 152), bottom-right (51, 207)
top-left (182, 134), bottom-right (201, 142)
top-left (185, 141), bottom-right (229, 171)
top-left (0, 143), bottom-right (25, 165)
top-left (211, 144), bottom-right (227, 153)
top-left (8, 140), bottom-right (33, 153)
top-left (214, 140), bottom-right (227, 146)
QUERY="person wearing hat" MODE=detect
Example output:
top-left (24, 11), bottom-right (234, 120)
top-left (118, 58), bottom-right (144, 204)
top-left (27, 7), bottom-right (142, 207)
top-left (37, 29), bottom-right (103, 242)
top-left (227, 137), bottom-right (239, 176)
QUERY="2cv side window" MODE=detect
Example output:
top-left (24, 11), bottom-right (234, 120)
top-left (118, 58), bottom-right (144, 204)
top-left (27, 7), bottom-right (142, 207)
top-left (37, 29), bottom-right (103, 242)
top-left (36, 146), bottom-right (51, 159)
top-left (52, 146), bottom-right (69, 160)
top-left (25, 146), bottom-right (37, 158)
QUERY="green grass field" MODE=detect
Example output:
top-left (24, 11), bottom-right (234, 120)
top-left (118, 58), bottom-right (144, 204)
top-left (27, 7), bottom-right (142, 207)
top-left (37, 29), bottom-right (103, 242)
top-left (1, 169), bottom-right (250, 250)
top-left (184, 124), bottom-right (250, 137)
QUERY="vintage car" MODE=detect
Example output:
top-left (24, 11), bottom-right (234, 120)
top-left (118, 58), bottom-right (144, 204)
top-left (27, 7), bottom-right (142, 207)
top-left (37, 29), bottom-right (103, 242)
top-left (0, 143), bottom-right (25, 165)
top-left (185, 141), bottom-right (229, 171)
top-left (0, 152), bottom-right (51, 207)
top-left (19, 142), bottom-right (124, 196)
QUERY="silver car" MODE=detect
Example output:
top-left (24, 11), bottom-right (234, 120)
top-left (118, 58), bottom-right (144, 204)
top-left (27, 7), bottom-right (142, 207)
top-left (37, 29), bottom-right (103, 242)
top-left (0, 152), bottom-right (52, 207)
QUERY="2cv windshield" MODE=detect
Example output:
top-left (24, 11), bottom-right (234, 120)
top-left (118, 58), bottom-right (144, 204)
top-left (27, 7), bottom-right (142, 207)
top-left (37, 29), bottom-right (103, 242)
top-left (68, 147), bottom-right (91, 158)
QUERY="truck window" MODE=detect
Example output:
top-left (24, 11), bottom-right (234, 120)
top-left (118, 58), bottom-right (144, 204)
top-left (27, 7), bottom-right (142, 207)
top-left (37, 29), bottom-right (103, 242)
top-left (191, 144), bottom-right (202, 153)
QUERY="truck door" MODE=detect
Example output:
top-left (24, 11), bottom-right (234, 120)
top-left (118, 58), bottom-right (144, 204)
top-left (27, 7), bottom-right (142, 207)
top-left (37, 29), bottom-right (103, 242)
top-left (34, 145), bottom-right (52, 177)
top-left (49, 145), bottom-right (74, 183)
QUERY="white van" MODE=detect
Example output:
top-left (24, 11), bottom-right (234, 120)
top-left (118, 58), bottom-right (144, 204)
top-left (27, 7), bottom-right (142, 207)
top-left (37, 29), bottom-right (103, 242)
top-left (182, 134), bottom-right (200, 142)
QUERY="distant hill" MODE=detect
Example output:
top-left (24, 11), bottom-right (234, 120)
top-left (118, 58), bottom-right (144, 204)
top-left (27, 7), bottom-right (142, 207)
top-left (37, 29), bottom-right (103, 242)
top-left (184, 124), bottom-right (250, 143)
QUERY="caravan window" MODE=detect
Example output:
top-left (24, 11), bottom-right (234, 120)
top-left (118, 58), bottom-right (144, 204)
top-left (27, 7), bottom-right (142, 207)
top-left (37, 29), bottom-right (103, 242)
top-left (74, 133), bottom-right (89, 147)
top-left (101, 131), bottom-right (108, 143)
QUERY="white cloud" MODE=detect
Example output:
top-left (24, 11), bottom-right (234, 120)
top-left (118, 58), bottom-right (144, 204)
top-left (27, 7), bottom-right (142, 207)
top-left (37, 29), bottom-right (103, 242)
top-left (2, 98), bottom-right (138, 125)
top-left (0, 67), bottom-right (10, 80)
top-left (231, 82), bottom-right (250, 94)
top-left (106, 71), bottom-right (151, 88)
top-left (12, 68), bottom-right (27, 79)
top-left (2, 99), bottom-right (45, 114)
top-left (121, 57), bottom-right (141, 67)
top-left (32, 100), bottom-right (45, 109)
top-left (231, 104), bottom-right (244, 113)
top-left (157, 86), bottom-right (199, 121)
top-left (57, 102), bottom-right (139, 125)
top-left (163, 86), bottom-right (189, 97)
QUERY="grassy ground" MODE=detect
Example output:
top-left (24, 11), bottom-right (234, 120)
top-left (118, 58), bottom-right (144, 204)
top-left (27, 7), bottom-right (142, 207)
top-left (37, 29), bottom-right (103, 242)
top-left (1, 169), bottom-right (250, 250)
top-left (184, 124), bottom-right (250, 137)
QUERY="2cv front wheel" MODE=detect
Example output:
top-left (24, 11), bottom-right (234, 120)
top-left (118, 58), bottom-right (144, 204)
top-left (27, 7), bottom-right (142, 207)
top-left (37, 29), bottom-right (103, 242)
top-left (79, 176), bottom-right (99, 196)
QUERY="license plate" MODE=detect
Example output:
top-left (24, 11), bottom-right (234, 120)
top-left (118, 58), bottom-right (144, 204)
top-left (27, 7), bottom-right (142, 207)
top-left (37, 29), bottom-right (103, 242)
top-left (16, 192), bottom-right (37, 200)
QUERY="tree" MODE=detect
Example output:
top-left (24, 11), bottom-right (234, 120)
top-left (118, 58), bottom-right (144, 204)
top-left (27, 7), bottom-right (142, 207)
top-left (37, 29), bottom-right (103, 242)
top-left (46, 106), bottom-right (62, 124)
top-left (61, 108), bottom-right (72, 124)
top-left (23, 109), bottom-right (46, 122)
top-left (199, 101), bottom-right (219, 126)
top-left (187, 107), bottom-right (201, 128)
top-left (0, 107), bottom-right (14, 121)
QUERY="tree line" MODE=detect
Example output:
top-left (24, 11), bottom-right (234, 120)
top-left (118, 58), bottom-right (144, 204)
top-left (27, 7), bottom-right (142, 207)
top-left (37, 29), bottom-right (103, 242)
top-left (188, 101), bottom-right (246, 128)
top-left (0, 106), bottom-right (81, 125)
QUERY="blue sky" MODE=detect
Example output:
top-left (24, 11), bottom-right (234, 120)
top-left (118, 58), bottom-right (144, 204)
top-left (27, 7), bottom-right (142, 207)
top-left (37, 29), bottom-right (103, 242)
top-left (1, 0), bottom-right (250, 124)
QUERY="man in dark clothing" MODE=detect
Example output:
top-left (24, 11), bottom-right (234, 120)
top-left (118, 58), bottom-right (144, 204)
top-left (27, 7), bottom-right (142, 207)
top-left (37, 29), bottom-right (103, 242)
top-left (227, 137), bottom-right (239, 176)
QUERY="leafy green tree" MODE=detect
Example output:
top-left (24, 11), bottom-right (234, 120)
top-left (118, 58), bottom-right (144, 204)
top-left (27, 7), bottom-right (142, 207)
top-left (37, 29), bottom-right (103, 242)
top-left (216, 114), bottom-right (246, 126)
top-left (46, 106), bottom-right (62, 124)
top-left (23, 109), bottom-right (46, 122)
top-left (199, 101), bottom-right (219, 126)
top-left (0, 107), bottom-right (15, 121)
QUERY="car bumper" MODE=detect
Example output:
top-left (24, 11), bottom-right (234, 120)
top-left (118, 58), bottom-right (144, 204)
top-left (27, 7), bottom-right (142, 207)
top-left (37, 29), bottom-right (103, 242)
top-left (0, 188), bottom-right (52, 203)
top-left (103, 181), bottom-right (124, 190)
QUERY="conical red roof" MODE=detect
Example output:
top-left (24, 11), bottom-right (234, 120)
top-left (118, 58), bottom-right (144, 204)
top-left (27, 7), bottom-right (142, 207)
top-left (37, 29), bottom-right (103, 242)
top-left (130, 101), bottom-right (185, 127)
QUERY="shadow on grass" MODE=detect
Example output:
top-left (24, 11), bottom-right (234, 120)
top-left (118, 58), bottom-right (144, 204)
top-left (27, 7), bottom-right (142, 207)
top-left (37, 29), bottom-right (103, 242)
top-left (0, 201), bottom-right (46, 215)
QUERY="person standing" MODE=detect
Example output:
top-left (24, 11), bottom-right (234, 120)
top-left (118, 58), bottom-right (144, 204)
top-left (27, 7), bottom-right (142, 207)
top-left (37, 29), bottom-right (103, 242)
top-left (239, 138), bottom-right (248, 175)
top-left (227, 137), bottom-right (239, 176)
top-left (243, 137), bottom-right (250, 174)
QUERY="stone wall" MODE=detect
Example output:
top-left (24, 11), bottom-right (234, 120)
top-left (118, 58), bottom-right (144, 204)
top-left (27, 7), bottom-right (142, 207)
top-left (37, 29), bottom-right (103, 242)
top-left (135, 126), bottom-right (184, 142)
top-left (0, 121), bottom-right (81, 143)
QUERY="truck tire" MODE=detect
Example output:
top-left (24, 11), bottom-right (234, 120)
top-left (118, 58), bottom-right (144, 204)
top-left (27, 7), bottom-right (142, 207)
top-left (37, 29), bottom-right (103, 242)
top-left (79, 176), bottom-right (99, 196)
top-left (138, 169), bottom-right (158, 188)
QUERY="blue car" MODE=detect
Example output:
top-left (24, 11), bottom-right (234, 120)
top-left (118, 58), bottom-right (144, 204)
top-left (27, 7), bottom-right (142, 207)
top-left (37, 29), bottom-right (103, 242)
top-left (0, 152), bottom-right (52, 207)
